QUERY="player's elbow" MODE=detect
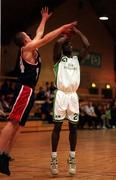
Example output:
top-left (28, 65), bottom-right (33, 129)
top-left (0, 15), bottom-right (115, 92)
top-left (86, 41), bottom-right (90, 49)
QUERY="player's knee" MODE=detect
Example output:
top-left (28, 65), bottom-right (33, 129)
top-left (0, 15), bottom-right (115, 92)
top-left (54, 122), bottom-right (62, 133)
top-left (69, 123), bottom-right (77, 134)
top-left (10, 119), bottom-right (20, 127)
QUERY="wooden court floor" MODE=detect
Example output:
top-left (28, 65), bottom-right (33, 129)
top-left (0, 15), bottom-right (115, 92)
top-left (0, 128), bottom-right (116, 180)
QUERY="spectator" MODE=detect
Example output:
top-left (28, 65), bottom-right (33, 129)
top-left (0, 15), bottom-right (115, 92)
top-left (0, 95), bottom-right (11, 113)
top-left (0, 101), bottom-right (6, 118)
top-left (104, 103), bottom-right (111, 128)
top-left (78, 101), bottom-right (87, 129)
top-left (41, 97), bottom-right (53, 123)
top-left (50, 82), bottom-right (56, 101)
top-left (94, 104), bottom-right (104, 129)
top-left (1, 80), bottom-right (9, 97)
top-left (36, 87), bottom-right (46, 100)
top-left (110, 99), bottom-right (116, 128)
top-left (84, 101), bottom-right (97, 129)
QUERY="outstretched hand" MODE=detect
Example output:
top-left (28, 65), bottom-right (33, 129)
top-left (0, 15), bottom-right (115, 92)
top-left (71, 21), bottom-right (78, 26)
top-left (41, 7), bottom-right (52, 21)
top-left (62, 21), bottom-right (77, 35)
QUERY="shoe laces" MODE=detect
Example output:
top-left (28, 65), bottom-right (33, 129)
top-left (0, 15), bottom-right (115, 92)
top-left (68, 157), bottom-right (76, 168)
top-left (51, 157), bottom-right (58, 168)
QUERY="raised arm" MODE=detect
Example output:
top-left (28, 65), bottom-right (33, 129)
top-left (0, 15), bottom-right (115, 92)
top-left (53, 34), bottom-right (68, 63)
top-left (23, 21), bottom-right (77, 51)
top-left (34, 7), bottom-right (52, 40)
top-left (72, 27), bottom-right (90, 61)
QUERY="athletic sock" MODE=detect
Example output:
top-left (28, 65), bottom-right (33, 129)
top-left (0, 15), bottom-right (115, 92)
top-left (51, 152), bottom-right (57, 158)
top-left (69, 151), bottom-right (75, 158)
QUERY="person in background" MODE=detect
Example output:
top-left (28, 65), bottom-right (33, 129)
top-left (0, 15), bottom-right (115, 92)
top-left (0, 94), bottom-right (7, 119)
top-left (110, 99), bottom-right (116, 128)
top-left (84, 101), bottom-right (97, 129)
top-left (41, 97), bottom-right (53, 123)
top-left (36, 87), bottom-right (46, 101)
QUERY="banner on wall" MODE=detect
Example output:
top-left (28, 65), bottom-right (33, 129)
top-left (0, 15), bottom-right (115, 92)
top-left (73, 49), bottom-right (102, 68)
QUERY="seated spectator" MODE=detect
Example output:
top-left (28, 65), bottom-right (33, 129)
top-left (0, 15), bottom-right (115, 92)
top-left (45, 81), bottom-right (50, 92)
top-left (0, 97), bottom-right (7, 119)
top-left (84, 101), bottom-right (97, 129)
top-left (44, 82), bottom-right (51, 99)
top-left (78, 101), bottom-right (87, 129)
top-left (34, 104), bottom-right (42, 119)
top-left (7, 82), bottom-right (15, 95)
top-left (0, 95), bottom-right (11, 112)
top-left (41, 97), bottom-right (53, 123)
top-left (36, 87), bottom-right (46, 100)
top-left (50, 82), bottom-right (56, 100)
top-left (94, 104), bottom-right (104, 129)
top-left (0, 102), bottom-right (6, 119)
top-left (0, 80), bottom-right (9, 97)
top-left (110, 99), bottom-right (116, 128)
top-left (104, 103), bottom-right (111, 128)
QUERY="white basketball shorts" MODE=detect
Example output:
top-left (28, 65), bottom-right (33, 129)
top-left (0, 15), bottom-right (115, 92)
top-left (53, 90), bottom-right (79, 124)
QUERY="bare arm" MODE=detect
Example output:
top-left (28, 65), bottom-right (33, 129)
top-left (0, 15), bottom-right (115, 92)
top-left (73, 27), bottom-right (90, 62)
top-left (23, 21), bottom-right (77, 51)
top-left (53, 34), bottom-right (68, 63)
top-left (34, 7), bottom-right (52, 40)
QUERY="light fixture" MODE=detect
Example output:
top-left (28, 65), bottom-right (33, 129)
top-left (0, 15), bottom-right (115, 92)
top-left (105, 84), bottom-right (111, 89)
top-left (91, 82), bottom-right (96, 88)
top-left (99, 15), bottom-right (109, 21)
top-left (89, 83), bottom-right (98, 94)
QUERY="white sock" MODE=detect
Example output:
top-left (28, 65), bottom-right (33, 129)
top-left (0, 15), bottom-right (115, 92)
top-left (70, 151), bottom-right (75, 158)
top-left (51, 152), bottom-right (57, 158)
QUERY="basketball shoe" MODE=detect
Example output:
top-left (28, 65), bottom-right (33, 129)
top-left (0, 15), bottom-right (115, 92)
top-left (0, 153), bottom-right (10, 176)
top-left (50, 157), bottom-right (58, 175)
top-left (68, 156), bottom-right (76, 175)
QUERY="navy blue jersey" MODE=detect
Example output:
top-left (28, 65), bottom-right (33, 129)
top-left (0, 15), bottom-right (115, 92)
top-left (18, 50), bottom-right (41, 88)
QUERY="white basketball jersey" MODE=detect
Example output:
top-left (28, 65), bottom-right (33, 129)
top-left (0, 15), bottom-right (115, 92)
top-left (53, 55), bottom-right (80, 92)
